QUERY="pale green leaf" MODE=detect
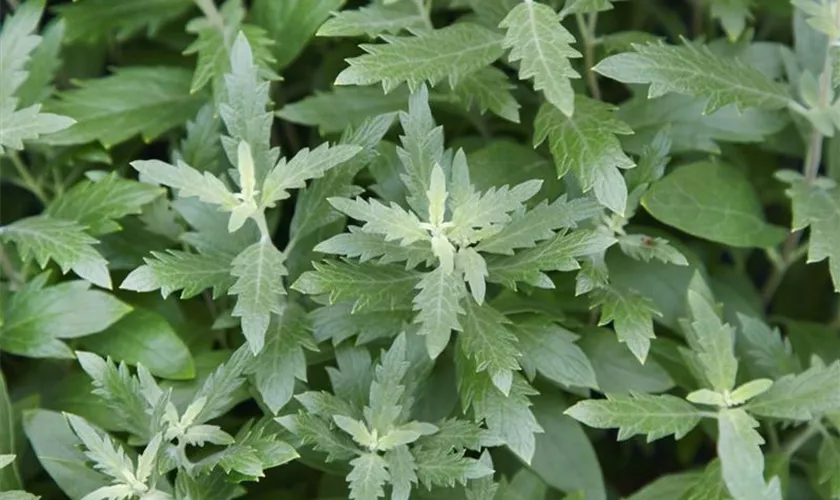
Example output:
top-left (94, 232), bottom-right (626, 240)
top-left (450, 65), bottom-right (520, 123)
top-left (594, 41), bottom-right (791, 113)
top-left (534, 96), bottom-right (635, 214)
top-left (229, 241), bottom-right (288, 353)
top-left (0, 102), bottom-right (74, 153)
top-left (348, 453), bottom-right (390, 500)
top-left (315, 228), bottom-right (433, 269)
top-left (192, 345), bottom-right (254, 424)
top-left (293, 260), bottom-right (419, 312)
top-left (459, 299), bottom-right (520, 395)
top-left (476, 195), bottom-right (600, 255)
top-left (177, 104), bottom-right (222, 174)
top-left (448, 179), bottom-right (543, 245)
top-left (46, 173), bottom-right (163, 235)
top-left (413, 266), bottom-right (465, 358)
top-left (617, 234), bottom-right (689, 266)
top-left (291, 114), bottom-right (396, 240)
top-left (516, 320), bottom-right (598, 389)
top-left (736, 314), bottom-right (800, 380)
top-left (335, 23), bottom-right (504, 93)
top-left (132, 158), bottom-right (239, 210)
top-left (560, 0), bottom-right (616, 16)
top-left (487, 230), bottom-right (617, 289)
top-left (0, 216), bottom-right (111, 288)
top-left (717, 408), bottom-right (781, 500)
top-left (65, 414), bottom-right (136, 487)
top-left (384, 445), bottom-right (418, 500)
top-left (414, 446), bottom-right (490, 489)
top-left (643, 162), bottom-right (787, 248)
top-left (43, 67), bottom-right (204, 148)
top-left (261, 143), bottom-right (363, 208)
top-left (779, 172), bottom-right (840, 291)
top-left (55, 0), bottom-right (193, 43)
top-left (500, 1), bottom-right (580, 116)
top-left (565, 392), bottom-right (701, 441)
top-left (745, 361), bottom-right (840, 420)
top-left (253, 304), bottom-right (314, 414)
top-left (685, 290), bottom-right (739, 392)
top-left (121, 250), bottom-right (234, 300)
top-left (592, 286), bottom-right (661, 363)
top-left (334, 415), bottom-right (376, 449)
top-left (0, 0), bottom-right (43, 102)
top-left (318, 1), bottom-right (429, 38)
top-left (329, 196), bottom-right (428, 245)
top-left (365, 332), bottom-right (410, 433)
top-left (75, 351), bottom-right (152, 440)
top-left (397, 85), bottom-right (445, 215)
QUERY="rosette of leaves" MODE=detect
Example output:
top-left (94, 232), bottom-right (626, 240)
top-left (278, 333), bottom-right (494, 500)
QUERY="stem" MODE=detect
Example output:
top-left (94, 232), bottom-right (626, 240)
top-left (575, 12), bottom-right (602, 100)
top-left (9, 151), bottom-right (48, 204)
top-left (414, 0), bottom-right (433, 30)
top-left (253, 211), bottom-right (271, 242)
top-left (761, 15), bottom-right (836, 306)
top-left (193, 0), bottom-right (225, 32)
top-left (782, 421), bottom-right (822, 458)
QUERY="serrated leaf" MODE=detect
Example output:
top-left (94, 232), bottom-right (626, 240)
top-left (192, 345), bottom-right (254, 424)
top-left (335, 23), bottom-right (504, 93)
top-left (365, 333), bottom-right (410, 433)
top-left (229, 241), bottom-right (288, 353)
top-left (46, 174), bottom-right (163, 235)
top-left (75, 352), bottom-right (151, 440)
top-left (710, 0), bottom-right (753, 41)
top-left (0, 216), bottom-right (111, 288)
top-left (43, 67), bottom-right (204, 148)
top-left (487, 230), bottom-right (617, 289)
top-left (121, 250), bottom-right (234, 300)
top-left (618, 234), bottom-right (688, 266)
top-left (466, 372), bottom-right (543, 464)
top-left (294, 260), bottom-right (419, 312)
top-left (330, 196), bottom-right (429, 245)
top-left (448, 179), bottom-right (543, 245)
top-left (253, 304), bottom-right (315, 414)
top-left (534, 96), bottom-right (635, 214)
top-left (515, 320), bottom-right (598, 389)
top-left (385, 445), bottom-right (418, 500)
top-left (593, 286), bottom-right (661, 363)
top-left (476, 195), bottom-right (598, 255)
top-left (643, 162), bottom-right (787, 248)
top-left (65, 414), bottom-right (136, 487)
top-left (277, 412), bottom-right (358, 462)
top-left (686, 290), bottom-right (739, 392)
top-left (744, 361), bottom-right (840, 420)
top-left (459, 299), bottom-right (520, 395)
top-left (779, 173), bottom-right (840, 291)
top-left (500, 1), bottom-right (580, 116)
top-left (220, 33), bottom-right (278, 181)
top-left (716, 408), bottom-right (781, 500)
top-left (318, 1), bottom-right (429, 38)
top-left (565, 392), bottom-right (701, 441)
top-left (348, 453), bottom-right (390, 500)
top-left (594, 41), bottom-right (790, 113)
top-left (261, 143), bottom-right (362, 208)
top-left (414, 446), bottom-right (489, 489)
top-left (0, 0), bottom-right (43, 103)
top-left (132, 158), bottom-right (239, 211)
top-left (16, 19), bottom-right (64, 108)
top-left (736, 314), bottom-right (800, 380)
top-left (413, 266), bottom-right (465, 358)
top-left (55, 0), bottom-right (193, 43)
top-left (450, 65), bottom-right (520, 123)
top-left (315, 229), bottom-right (433, 269)
top-left (0, 102), bottom-right (74, 153)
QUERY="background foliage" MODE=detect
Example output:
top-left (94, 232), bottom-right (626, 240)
top-left (1, 0), bottom-right (840, 499)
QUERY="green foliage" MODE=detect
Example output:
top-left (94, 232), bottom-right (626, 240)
top-left (4, 0), bottom-right (840, 499)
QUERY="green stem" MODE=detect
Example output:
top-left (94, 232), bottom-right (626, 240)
top-left (414, 0), bottom-right (433, 30)
top-left (575, 12), bottom-right (601, 100)
top-left (9, 151), bottom-right (48, 204)
top-left (761, 18), bottom-right (836, 306)
top-left (253, 210), bottom-right (271, 242)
